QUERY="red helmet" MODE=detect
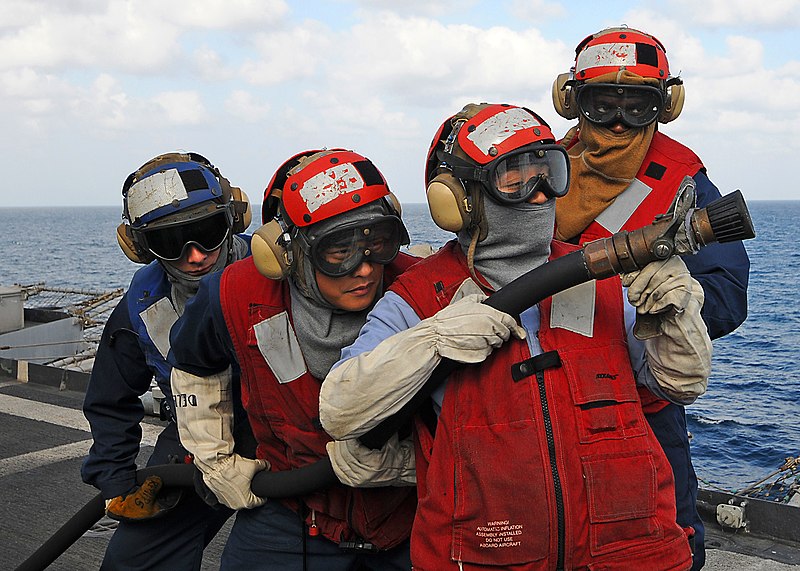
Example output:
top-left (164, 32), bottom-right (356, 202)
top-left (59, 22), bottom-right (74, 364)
top-left (263, 149), bottom-right (393, 228)
top-left (255, 148), bottom-right (409, 280)
top-left (552, 27), bottom-right (684, 124)
top-left (573, 27), bottom-right (670, 82)
top-left (426, 103), bottom-right (569, 205)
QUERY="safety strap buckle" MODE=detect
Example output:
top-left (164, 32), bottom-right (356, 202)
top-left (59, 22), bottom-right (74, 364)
top-left (338, 539), bottom-right (379, 553)
top-left (511, 350), bottom-right (562, 382)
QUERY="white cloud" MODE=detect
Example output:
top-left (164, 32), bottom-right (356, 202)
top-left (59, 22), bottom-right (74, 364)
top-left (304, 13), bottom-right (571, 109)
top-left (158, 0), bottom-right (289, 29)
top-left (350, 0), bottom-right (477, 18)
top-left (0, 3), bottom-right (181, 72)
top-left (1, 1), bottom-right (799, 205)
top-left (669, 0), bottom-right (800, 27)
top-left (0, 0), bottom-right (290, 74)
top-left (225, 90), bottom-right (271, 120)
top-left (240, 21), bottom-right (332, 86)
top-left (151, 91), bottom-right (207, 125)
top-left (71, 74), bottom-right (132, 130)
top-left (510, 0), bottom-right (567, 21)
top-left (193, 47), bottom-right (236, 82)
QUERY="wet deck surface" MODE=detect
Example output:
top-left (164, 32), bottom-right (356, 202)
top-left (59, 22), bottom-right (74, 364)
top-left (1, 370), bottom-right (798, 570)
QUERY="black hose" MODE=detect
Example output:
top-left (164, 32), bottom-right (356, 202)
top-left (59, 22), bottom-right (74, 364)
top-left (132, 461), bottom-right (337, 498)
top-left (251, 457), bottom-right (337, 497)
top-left (15, 493), bottom-right (105, 571)
top-left (481, 250), bottom-right (590, 318)
top-left (15, 461), bottom-right (337, 571)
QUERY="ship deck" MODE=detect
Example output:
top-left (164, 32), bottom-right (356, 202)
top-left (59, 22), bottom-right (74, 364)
top-left (1, 369), bottom-right (798, 570)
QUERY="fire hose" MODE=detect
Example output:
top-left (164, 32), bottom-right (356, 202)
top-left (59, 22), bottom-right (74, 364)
top-left (16, 178), bottom-right (754, 570)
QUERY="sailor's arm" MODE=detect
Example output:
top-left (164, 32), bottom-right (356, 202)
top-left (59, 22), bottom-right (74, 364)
top-left (623, 256), bottom-right (712, 405)
top-left (683, 170), bottom-right (750, 339)
top-left (319, 291), bottom-right (524, 440)
top-left (168, 273), bottom-right (267, 510)
top-left (81, 296), bottom-right (153, 499)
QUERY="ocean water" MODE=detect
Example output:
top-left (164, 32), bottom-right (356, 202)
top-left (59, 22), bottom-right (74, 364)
top-left (0, 202), bottom-right (797, 491)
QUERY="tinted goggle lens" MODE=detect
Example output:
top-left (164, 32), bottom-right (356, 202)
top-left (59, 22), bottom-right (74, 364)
top-left (312, 218), bottom-right (403, 278)
top-left (577, 85), bottom-right (663, 128)
top-left (143, 212), bottom-right (230, 261)
top-left (489, 146), bottom-right (569, 203)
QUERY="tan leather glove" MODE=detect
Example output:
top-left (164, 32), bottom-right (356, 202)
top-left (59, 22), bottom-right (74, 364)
top-left (326, 434), bottom-right (416, 488)
top-left (623, 257), bottom-right (712, 404)
top-left (321, 293), bottom-right (525, 440)
top-left (105, 476), bottom-right (166, 522)
top-left (429, 293), bottom-right (526, 362)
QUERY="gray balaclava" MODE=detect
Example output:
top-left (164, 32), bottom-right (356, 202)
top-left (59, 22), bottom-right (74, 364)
top-left (458, 196), bottom-right (555, 290)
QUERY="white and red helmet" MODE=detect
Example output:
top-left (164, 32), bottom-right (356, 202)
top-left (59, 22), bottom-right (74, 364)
top-left (573, 27), bottom-right (671, 82)
top-left (263, 149), bottom-right (397, 227)
top-left (257, 149), bottom-right (409, 279)
top-left (426, 103), bottom-right (569, 205)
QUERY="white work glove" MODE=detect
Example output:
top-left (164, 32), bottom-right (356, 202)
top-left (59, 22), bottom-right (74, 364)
top-left (622, 257), bottom-right (712, 404)
top-left (326, 434), bottom-right (416, 488)
top-left (202, 454), bottom-right (269, 510)
top-left (321, 293), bottom-right (525, 439)
top-left (171, 367), bottom-right (269, 510)
top-left (623, 256), bottom-right (695, 318)
top-left (429, 293), bottom-right (527, 363)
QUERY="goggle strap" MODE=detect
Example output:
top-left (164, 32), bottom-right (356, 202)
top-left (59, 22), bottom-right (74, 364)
top-left (437, 150), bottom-right (489, 183)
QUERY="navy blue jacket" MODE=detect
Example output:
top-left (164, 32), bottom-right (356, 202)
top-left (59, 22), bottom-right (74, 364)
top-left (82, 236), bottom-right (251, 498)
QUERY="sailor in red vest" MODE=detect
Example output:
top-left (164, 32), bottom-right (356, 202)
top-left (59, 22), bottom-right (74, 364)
top-left (321, 103), bottom-right (712, 570)
top-left (168, 149), bottom-right (417, 569)
top-left (552, 26), bottom-right (751, 569)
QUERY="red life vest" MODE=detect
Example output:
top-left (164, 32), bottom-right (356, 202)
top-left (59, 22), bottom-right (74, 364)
top-left (565, 131), bottom-right (704, 414)
top-left (219, 253), bottom-right (417, 549)
top-left (390, 241), bottom-right (692, 570)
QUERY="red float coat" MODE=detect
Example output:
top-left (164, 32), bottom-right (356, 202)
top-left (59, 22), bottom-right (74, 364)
top-left (562, 131), bottom-right (704, 415)
top-left (389, 241), bottom-right (692, 570)
top-left (219, 254), bottom-right (417, 549)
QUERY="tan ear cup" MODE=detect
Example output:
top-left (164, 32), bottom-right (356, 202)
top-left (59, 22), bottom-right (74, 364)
top-left (116, 223), bottom-right (152, 264)
top-left (251, 221), bottom-right (292, 280)
top-left (659, 83), bottom-right (685, 123)
top-left (229, 186), bottom-right (251, 233)
top-left (552, 73), bottom-right (578, 120)
top-left (426, 172), bottom-right (472, 233)
top-left (385, 192), bottom-right (403, 217)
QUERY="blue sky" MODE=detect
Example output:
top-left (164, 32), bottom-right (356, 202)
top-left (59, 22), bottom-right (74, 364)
top-left (1, 0), bottom-right (799, 210)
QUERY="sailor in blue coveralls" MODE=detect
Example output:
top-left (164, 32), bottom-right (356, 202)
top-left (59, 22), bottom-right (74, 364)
top-left (81, 152), bottom-right (253, 570)
top-left (551, 27), bottom-right (751, 570)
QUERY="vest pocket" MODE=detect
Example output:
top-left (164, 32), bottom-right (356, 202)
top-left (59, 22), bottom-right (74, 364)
top-left (248, 310), bottom-right (307, 383)
top-left (563, 344), bottom-right (646, 444)
top-left (451, 421), bottom-right (550, 566)
top-left (582, 450), bottom-right (662, 555)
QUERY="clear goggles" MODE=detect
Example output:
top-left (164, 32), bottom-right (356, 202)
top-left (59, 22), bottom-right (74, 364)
top-left (576, 84), bottom-right (665, 128)
top-left (307, 217), bottom-right (405, 278)
top-left (447, 144), bottom-right (570, 204)
top-left (488, 146), bottom-right (570, 203)
top-left (140, 211), bottom-right (231, 261)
